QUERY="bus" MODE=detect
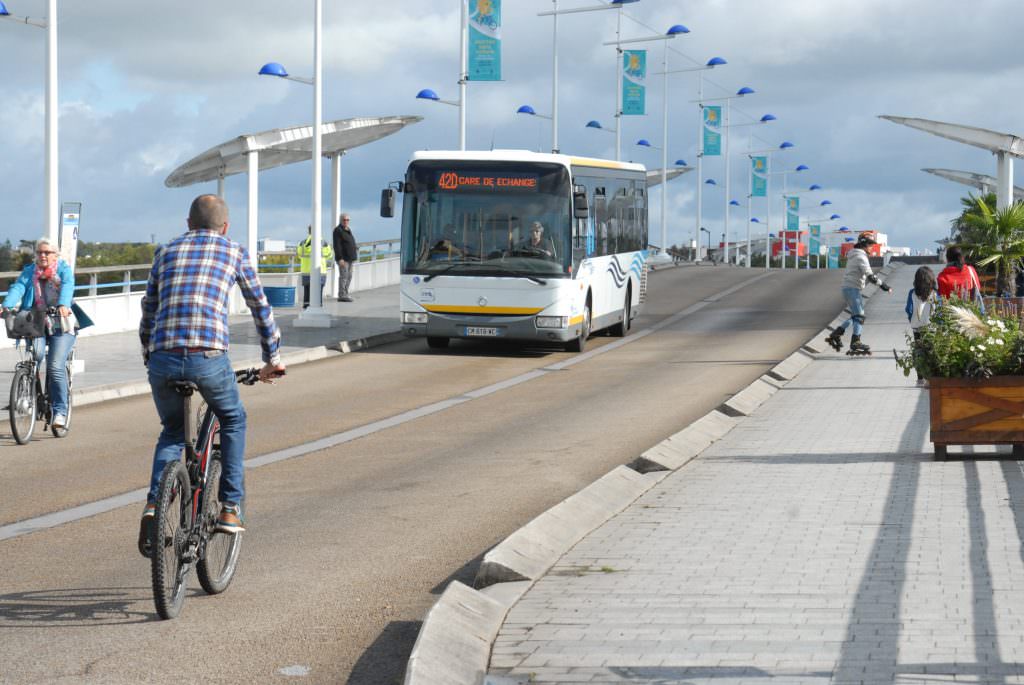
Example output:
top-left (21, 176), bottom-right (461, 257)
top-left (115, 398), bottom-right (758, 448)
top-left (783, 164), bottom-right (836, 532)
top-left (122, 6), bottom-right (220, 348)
top-left (381, 150), bottom-right (649, 352)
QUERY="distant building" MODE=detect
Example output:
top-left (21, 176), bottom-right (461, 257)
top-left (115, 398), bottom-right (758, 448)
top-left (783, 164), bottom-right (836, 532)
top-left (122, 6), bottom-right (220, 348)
top-left (258, 238), bottom-right (287, 253)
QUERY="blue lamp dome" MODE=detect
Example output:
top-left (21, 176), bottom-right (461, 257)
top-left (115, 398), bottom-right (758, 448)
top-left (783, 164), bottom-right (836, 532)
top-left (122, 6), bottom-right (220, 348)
top-left (517, 105), bottom-right (537, 115)
top-left (636, 139), bottom-right (653, 147)
top-left (416, 89), bottom-right (440, 101)
top-left (759, 113), bottom-right (777, 122)
top-left (839, 226), bottom-right (850, 232)
top-left (830, 214), bottom-right (841, 220)
top-left (795, 164), bottom-right (810, 171)
top-left (586, 120), bottom-right (603, 129)
top-left (809, 184), bottom-right (822, 191)
top-left (611, 0), bottom-right (641, 4)
top-left (706, 57), bottom-right (727, 67)
top-left (0, 2), bottom-right (10, 16)
top-left (736, 86), bottom-right (755, 96)
top-left (674, 159), bottom-right (687, 166)
top-left (258, 62), bottom-right (289, 78)
top-left (779, 141), bottom-right (795, 149)
top-left (751, 218), bottom-right (760, 223)
top-left (666, 24), bottom-right (690, 35)
top-left (820, 200), bottom-right (833, 206)
top-left (729, 200), bottom-right (740, 206)
top-left (705, 178), bottom-right (717, 185)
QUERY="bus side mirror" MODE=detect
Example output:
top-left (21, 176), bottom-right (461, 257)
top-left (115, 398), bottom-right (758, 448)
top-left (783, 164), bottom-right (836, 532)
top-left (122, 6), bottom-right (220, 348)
top-left (380, 188), bottom-right (396, 218)
top-left (573, 191), bottom-right (589, 219)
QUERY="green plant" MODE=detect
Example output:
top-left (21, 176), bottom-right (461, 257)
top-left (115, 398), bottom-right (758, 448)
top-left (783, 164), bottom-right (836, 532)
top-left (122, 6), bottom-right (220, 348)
top-left (895, 299), bottom-right (1024, 379)
top-left (957, 198), bottom-right (1024, 295)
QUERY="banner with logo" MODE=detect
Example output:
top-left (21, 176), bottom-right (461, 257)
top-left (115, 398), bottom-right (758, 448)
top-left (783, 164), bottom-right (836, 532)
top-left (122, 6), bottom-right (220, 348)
top-left (751, 156), bottom-right (767, 197)
top-left (808, 224), bottom-right (820, 259)
top-left (468, 0), bottom-right (501, 81)
top-left (786, 196), bottom-right (799, 231)
top-left (828, 246), bottom-right (840, 269)
top-left (622, 50), bottom-right (646, 115)
top-left (59, 202), bottom-right (81, 270)
top-left (703, 106), bottom-right (722, 156)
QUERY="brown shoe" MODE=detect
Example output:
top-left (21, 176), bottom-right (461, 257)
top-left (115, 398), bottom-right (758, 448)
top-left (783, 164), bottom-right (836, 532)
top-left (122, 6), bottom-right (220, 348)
top-left (215, 504), bottom-right (245, 534)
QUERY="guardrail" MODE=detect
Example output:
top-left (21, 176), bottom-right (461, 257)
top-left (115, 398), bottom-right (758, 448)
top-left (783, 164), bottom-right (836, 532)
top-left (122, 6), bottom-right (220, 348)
top-left (0, 239), bottom-right (400, 341)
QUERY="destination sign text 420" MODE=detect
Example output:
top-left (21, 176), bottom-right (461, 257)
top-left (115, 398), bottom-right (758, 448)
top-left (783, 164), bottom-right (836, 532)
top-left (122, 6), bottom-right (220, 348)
top-left (437, 171), bottom-right (539, 192)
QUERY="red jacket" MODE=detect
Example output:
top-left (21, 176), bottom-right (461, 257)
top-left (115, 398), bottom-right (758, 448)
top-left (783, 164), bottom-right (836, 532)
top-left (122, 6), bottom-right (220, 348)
top-left (937, 264), bottom-right (981, 300)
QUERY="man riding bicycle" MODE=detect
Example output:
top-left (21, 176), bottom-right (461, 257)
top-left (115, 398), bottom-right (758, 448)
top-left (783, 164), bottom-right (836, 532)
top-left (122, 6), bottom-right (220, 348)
top-left (2, 237), bottom-right (77, 429)
top-left (139, 194), bottom-right (285, 547)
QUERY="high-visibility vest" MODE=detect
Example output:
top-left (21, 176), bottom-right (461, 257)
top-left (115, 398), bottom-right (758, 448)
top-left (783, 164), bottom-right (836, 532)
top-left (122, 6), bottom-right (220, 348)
top-left (297, 237), bottom-right (334, 274)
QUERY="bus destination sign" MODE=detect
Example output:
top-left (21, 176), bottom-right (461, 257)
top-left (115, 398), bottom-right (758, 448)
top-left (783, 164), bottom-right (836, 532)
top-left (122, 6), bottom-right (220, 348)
top-left (437, 171), bottom-right (539, 192)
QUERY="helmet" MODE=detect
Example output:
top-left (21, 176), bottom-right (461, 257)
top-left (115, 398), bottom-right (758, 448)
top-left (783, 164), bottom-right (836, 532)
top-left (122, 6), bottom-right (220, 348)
top-left (856, 231), bottom-right (876, 245)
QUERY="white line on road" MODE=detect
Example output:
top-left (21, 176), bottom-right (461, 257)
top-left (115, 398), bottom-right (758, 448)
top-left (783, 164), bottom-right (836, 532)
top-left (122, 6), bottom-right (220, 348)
top-left (0, 272), bottom-right (771, 543)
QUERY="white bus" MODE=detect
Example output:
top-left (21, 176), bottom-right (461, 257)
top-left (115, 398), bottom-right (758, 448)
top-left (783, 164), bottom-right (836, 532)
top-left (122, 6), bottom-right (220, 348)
top-left (381, 150), bottom-right (649, 352)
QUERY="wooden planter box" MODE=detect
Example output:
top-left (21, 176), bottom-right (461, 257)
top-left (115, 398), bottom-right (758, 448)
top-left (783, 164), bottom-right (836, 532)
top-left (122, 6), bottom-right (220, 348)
top-left (929, 376), bottom-right (1024, 460)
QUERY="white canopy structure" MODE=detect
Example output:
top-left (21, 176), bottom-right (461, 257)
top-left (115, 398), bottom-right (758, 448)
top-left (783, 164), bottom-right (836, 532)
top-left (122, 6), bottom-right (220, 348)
top-left (645, 166), bottom-right (692, 187)
top-left (880, 115), bottom-right (1024, 210)
top-left (164, 115), bottom-right (422, 262)
top-left (922, 168), bottom-right (1024, 201)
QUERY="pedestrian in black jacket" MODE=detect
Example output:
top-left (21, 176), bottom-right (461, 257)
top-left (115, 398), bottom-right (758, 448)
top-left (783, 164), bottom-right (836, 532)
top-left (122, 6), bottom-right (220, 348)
top-left (332, 214), bottom-right (359, 302)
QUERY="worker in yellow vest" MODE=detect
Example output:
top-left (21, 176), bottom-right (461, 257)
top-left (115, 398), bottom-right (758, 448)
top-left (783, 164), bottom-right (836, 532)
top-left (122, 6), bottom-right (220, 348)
top-left (296, 226), bottom-right (334, 309)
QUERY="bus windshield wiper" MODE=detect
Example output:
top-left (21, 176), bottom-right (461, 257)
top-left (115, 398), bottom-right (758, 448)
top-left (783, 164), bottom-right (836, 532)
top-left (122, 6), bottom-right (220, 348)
top-left (423, 263), bottom-right (471, 281)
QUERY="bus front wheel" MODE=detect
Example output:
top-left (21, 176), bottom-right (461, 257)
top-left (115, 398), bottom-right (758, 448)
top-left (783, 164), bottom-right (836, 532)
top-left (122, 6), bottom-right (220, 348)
top-left (565, 303), bottom-right (591, 353)
top-left (426, 336), bottom-right (450, 349)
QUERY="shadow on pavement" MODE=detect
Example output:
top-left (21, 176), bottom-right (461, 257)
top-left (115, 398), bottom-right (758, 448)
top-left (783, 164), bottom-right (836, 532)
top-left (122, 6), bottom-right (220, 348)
top-left (346, 620), bottom-right (421, 685)
top-left (0, 587), bottom-right (156, 626)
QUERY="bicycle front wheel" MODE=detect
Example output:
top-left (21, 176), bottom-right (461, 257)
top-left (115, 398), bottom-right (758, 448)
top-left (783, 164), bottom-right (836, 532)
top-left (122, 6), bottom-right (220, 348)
top-left (51, 355), bottom-right (73, 438)
top-left (151, 460), bottom-right (191, 619)
top-left (9, 366), bottom-right (37, 445)
top-left (197, 456), bottom-right (242, 595)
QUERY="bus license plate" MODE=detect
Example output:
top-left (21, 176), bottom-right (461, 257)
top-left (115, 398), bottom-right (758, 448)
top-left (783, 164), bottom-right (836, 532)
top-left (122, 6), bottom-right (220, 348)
top-left (465, 326), bottom-right (499, 337)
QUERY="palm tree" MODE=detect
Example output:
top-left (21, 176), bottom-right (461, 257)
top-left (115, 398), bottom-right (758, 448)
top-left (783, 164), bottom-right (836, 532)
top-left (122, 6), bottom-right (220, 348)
top-left (951, 192), bottom-right (996, 245)
top-left (959, 198), bottom-right (1024, 296)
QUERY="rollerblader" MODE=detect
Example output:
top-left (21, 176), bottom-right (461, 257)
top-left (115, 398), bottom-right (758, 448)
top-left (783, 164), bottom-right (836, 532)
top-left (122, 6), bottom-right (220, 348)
top-left (825, 231), bottom-right (891, 356)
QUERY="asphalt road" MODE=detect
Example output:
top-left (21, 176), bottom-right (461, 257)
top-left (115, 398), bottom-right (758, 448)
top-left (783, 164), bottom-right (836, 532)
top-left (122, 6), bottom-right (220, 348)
top-left (0, 265), bottom-right (844, 684)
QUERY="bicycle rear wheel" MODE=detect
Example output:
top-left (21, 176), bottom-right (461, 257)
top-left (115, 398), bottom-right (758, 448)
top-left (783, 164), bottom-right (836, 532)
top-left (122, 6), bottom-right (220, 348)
top-left (197, 456), bottom-right (242, 594)
top-left (50, 356), bottom-right (73, 438)
top-left (9, 366), bottom-right (37, 445)
top-left (151, 460), bottom-right (191, 619)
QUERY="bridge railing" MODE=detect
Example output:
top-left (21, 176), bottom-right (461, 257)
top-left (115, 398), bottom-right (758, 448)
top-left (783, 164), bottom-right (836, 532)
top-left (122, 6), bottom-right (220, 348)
top-left (0, 239), bottom-right (400, 342)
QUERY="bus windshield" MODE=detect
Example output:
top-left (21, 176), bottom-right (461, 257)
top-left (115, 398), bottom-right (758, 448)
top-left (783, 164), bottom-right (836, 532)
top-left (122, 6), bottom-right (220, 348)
top-left (401, 161), bottom-right (571, 277)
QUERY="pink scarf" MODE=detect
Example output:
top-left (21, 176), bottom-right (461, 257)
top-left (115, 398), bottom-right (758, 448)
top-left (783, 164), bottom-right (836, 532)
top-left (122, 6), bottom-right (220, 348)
top-left (33, 260), bottom-right (61, 312)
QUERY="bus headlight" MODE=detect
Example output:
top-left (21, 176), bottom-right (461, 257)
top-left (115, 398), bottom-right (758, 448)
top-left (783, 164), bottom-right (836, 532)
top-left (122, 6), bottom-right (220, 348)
top-left (536, 315), bottom-right (568, 329)
top-left (402, 311), bottom-right (429, 324)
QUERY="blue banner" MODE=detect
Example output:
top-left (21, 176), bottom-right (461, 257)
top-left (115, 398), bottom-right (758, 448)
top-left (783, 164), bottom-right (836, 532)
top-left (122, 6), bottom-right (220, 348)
top-left (751, 156), bottom-right (767, 197)
top-left (703, 106), bottom-right (721, 156)
top-left (828, 246), bottom-right (840, 269)
top-left (622, 50), bottom-right (646, 115)
top-left (786, 196), bottom-right (799, 231)
top-left (808, 224), bottom-right (820, 257)
top-left (468, 0), bottom-right (501, 81)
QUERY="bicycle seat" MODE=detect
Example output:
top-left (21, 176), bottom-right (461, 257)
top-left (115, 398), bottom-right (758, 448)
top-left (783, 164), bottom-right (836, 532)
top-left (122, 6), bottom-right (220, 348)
top-left (169, 380), bottom-right (199, 396)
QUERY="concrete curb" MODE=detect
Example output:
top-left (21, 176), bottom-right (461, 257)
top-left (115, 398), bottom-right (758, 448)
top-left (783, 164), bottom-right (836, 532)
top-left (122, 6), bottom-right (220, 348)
top-left (474, 466), bottom-right (667, 588)
top-left (71, 329), bottom-right (405, 408)
top-left (403, 580), bottom-right (507, 685)
top-left (631, 410), bottom-right (736, 473)
top-left (767, 349), bottom-right (814, 381)
top-left (718, 378), bottom-right (779, 417)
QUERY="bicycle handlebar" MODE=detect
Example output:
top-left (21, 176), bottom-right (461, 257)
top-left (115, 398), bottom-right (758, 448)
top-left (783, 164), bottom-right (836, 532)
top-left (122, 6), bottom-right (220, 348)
top-left (235, 367), bottom-right (286, 385)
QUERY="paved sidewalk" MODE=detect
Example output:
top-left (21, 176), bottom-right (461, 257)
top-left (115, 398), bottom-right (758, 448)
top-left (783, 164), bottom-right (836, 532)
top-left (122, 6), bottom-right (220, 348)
top-left (486, 264), bottom-right (1024, 684)
top-left (0, 285), bottom-right (401, 406)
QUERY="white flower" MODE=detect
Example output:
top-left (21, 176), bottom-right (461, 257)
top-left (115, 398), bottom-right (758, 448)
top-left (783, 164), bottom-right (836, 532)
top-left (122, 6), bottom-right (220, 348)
top-left (996, 339), bottom-right (1005, 346)
top-left (987, 319), bottom-right (997, 325)
top-left (977, 344), bottom-right (987, 351)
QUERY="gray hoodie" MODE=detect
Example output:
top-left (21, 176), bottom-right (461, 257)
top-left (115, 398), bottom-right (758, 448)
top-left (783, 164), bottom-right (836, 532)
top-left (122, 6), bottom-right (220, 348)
top-left (842, 247), bottom-right (875, 290)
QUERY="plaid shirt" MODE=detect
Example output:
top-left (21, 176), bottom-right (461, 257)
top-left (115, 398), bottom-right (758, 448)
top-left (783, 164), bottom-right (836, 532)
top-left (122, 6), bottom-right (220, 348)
top-left (140, 229), bottom-right (281, 365)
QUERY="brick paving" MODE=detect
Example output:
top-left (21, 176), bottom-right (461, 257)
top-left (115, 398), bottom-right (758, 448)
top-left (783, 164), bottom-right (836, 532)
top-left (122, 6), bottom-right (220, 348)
top-left (487, 264), bottom-right (1024, 684)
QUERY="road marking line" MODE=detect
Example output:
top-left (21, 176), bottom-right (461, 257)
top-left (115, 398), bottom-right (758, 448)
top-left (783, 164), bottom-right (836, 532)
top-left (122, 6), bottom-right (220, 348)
top-left (0, 272), bottom-right (772, 543)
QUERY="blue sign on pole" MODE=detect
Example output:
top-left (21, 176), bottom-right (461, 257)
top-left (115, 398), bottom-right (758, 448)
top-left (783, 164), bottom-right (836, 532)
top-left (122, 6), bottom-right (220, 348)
top-left (808, 224), bottom-right (820, 259)
top-left (622, 50), bottom-right (646, 115)
top-left (786, 196), bottom-right (799, 231)
top-left (468, 0), bottom-right (501, 81)
top-left (703, 106), bottom-right (721, 156)
top-left (751, 156), bottom-right (767, 197)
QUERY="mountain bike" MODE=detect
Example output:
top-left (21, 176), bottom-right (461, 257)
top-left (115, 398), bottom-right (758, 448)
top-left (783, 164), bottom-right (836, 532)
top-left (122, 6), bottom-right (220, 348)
top-left (7, 311), bottom-right (75, 444)
top-left (146, 368), bottom-right (267, 620)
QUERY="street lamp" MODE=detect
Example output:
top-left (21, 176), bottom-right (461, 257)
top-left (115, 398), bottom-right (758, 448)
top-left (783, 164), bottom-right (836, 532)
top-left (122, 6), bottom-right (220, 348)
top-left (415, 87), bottom-right (465, 150)
top-left (746, 140), bottom-right (794, 269)
top-left (764, 163), bottom-right (808, 270)
top-left (538, 0), bottom-right (639, 154)
top-left (604, 22), bottom-right (686, 163)
top-left (700, 227), bottom-right (712, 262)
top-left (1, 0), bottom-right (57, 242)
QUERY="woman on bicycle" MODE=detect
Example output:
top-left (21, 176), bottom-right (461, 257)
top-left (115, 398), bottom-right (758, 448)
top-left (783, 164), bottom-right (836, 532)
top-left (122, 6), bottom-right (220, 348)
top-left (2, 237), bottom-right (76, 429)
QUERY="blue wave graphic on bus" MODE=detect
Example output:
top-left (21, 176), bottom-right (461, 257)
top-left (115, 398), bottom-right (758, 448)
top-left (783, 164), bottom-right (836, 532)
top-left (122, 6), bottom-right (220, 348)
top-left (606, 254), bottom-right (646, 288)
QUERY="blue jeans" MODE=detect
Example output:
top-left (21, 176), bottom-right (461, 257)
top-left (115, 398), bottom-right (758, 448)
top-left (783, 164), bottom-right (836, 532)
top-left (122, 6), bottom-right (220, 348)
top-left (840, 287), bottom-right (865, 336)
top-left (146, 350), bottom-right (246, 506)
top-left (32, 330), bottom-right (76, 418)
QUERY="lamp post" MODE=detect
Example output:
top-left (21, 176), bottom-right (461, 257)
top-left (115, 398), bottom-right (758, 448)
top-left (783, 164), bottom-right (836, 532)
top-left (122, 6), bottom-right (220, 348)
top-left (746, 140), bottom-right (794, 269)
top-left (763, 163), bottom-right (808, 270)
top-left (603, 21), bottom-right (684, 163)
top-left (650, 56), bottom-right (727, 262)
top-left (414, 1), bottom-right (469, 150)
top-left (800, 211), bottom-right (840, 268)
top-left (703, 178), bottom-right (719, 261)
top-left (538, 0), bottom-right (638, 155)
top-left (1, 0), bottom-right (58, 242)
top-left (700, 227), bottom-right (711, 262)
top-left (780, 182), bottom-right (821, 270)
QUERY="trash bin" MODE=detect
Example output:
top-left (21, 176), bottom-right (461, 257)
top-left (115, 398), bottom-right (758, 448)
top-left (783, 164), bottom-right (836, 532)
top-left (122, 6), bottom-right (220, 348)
top-left (264, 286), bottom-right (296, 308)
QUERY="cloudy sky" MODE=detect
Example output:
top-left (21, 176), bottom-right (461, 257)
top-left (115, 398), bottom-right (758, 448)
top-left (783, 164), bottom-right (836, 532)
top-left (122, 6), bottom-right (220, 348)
top-left (1, 0), bottom-right (1022, 253)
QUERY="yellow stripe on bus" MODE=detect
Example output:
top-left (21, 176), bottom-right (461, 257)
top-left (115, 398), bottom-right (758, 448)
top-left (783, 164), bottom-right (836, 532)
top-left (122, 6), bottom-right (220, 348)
top-left (568, 156), bottom-right (636, 171)
top-left (423, 304), bottom-right (545, 315)
top-left (569, 315), bottom-right (584, 325)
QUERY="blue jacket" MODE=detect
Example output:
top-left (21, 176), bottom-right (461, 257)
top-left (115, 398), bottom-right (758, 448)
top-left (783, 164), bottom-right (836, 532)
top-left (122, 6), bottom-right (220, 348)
top-left (3, 259), bottom-right (75, 310)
